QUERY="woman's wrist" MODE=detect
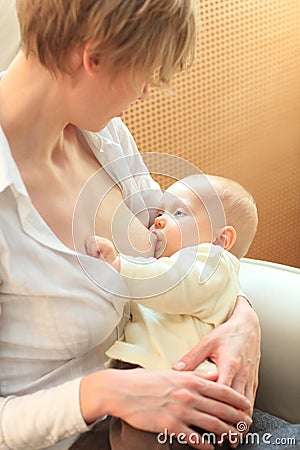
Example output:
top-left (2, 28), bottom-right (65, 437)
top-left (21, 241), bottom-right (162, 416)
top-left (234, 295), bottom-right (257, 322)
top-left (231, 296), bottom-right (260, 345)
top-left (79, 370), bottom-right (114, 424)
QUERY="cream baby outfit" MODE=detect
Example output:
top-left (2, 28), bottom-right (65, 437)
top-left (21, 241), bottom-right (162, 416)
top-left (106, 243), bottom-right (240, 371)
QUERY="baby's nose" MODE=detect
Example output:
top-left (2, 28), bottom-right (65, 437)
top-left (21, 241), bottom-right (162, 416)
top-left (154, 216), bottom-right (166, 229)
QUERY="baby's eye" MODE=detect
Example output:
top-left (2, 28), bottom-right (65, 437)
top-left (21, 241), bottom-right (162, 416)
top-left (156, 212), bottom-right (163, 218)
top-left (174, 210), bottom-right (185, 217)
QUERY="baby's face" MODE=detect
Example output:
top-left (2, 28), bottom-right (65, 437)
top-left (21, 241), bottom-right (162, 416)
top-left (151, 181), bottom-right (213, 258)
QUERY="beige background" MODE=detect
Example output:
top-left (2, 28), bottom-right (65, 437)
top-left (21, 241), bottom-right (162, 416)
top-left (124, 0), bottom-right (300, 268)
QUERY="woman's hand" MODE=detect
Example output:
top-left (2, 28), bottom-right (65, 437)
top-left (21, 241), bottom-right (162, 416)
top-left (80, 368), bottom-right (252, 450)
top-left (173, 296), bottom-right (261, 417)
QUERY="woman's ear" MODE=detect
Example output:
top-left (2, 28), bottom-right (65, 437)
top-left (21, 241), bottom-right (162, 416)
top-left (82, 43), bottom-right (101, 76)
top-left (213, 226), bottom-right (237, 252)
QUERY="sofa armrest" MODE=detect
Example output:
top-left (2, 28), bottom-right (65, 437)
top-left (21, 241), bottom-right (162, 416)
top-left (240, 258), bottom-right (300, 423)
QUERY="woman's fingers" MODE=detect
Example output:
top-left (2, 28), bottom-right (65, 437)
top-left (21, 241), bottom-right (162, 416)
top-left (173, 333), bottom-right (215, 371)
top-left (154, 401), bottom-right (249, 450)
top-left (188, 395), bottom-right (251, 428)
top-left (235, 362), bottom-right (258, 418)
top-left (192, 375), bottom-right (251, 414)
top-left (154, 410), bottom-right (244, 450)
top-left (216, 355), bottom-right (240, 387)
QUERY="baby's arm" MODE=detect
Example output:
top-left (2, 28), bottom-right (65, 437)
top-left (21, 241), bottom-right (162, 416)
top-left (85, 236), bottom-right (120, 271)
top-left (86, 237), bottom-right (237, 322)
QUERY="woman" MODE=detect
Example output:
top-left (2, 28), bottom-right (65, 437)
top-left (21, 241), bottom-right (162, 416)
top-left (0, 1), bottom-right (259, 449)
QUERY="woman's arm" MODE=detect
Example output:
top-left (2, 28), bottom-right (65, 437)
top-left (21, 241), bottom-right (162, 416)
top-left (0, 378), bottom-right (91, 449)
top-left (173, 296), bottom-right (261, 416)
top-left (0, 359), bottom-right (251, 450)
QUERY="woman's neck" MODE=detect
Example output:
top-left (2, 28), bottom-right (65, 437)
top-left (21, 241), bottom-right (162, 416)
top-left (0, 51), bottom-right (72, 163)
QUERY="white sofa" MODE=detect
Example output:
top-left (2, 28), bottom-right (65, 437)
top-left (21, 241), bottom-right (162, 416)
top-left (240, 259), bottom-right (300, 423)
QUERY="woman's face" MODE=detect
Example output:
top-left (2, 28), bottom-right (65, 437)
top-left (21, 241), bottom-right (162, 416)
top-left (73, 60), bottom-right (149, 132)
top-left (109, 71), bottom-right (149, 119)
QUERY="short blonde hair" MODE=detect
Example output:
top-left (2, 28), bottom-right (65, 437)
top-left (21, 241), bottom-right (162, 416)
top-left (205, 175), bottom-right (258, 259)
top-left (16, 0), bottom-right (198, 83)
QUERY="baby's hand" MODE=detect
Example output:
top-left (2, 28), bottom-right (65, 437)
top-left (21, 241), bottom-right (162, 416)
top-left (85, 235), bottom-right (117, 264)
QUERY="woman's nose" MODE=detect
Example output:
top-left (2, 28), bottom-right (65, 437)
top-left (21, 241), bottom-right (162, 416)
top-left (154, 215), bottom-right (166, 229)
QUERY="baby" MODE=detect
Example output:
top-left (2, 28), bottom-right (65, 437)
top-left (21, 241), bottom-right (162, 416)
top-left (86, 174), bottom-right (258, 372)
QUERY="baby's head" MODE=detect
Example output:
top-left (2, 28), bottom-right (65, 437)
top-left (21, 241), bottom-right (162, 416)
top-left (152, 174), bottom-right (258, 259)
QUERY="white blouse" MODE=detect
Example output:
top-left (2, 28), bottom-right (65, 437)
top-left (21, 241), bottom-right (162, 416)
top-left (0, 117), bottom-right (161, 449)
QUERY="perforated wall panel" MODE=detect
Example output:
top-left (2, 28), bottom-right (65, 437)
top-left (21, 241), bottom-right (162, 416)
top-left (124, 0), bottom-right (300, 267)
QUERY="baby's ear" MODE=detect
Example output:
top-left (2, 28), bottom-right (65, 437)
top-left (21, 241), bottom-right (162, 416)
top-left (213, 226), bottom-right (237, 252)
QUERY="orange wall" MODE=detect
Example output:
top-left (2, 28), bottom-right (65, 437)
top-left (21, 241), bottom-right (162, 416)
top-left (124, 0), bottom-right (300, 268)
